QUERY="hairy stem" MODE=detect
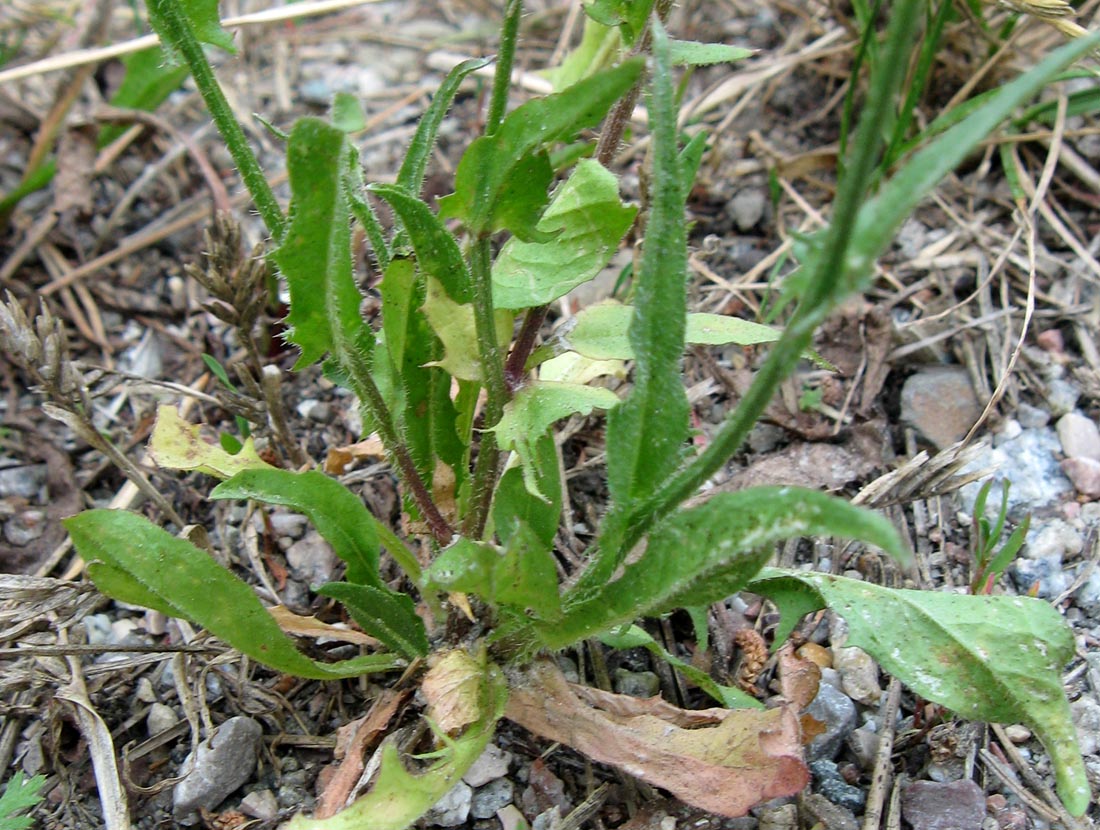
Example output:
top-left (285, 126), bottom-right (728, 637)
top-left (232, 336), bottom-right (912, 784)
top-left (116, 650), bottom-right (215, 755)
top-left (486, 0), bottom-right (523, 134)
top-left (504, 305), bottom-right (547, 391)
top-left (149, 0), bottom-right (285, 240)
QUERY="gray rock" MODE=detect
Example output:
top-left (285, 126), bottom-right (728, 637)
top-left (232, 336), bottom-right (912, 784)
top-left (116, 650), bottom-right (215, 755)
top-left (901, 779), bottom-right (986, 830)
top-left (961, 430), bottom-right (1073, 519)
top-left (1047, 379), bottom-right (1081, 417)
top-left (729, 188), bottom-right (767, 231)
top-left (1075, 568), bottom-right (1100, 614)
top-left (173, 716), bottom-right (262, 818)
top-left (239, 789), bottom-right (278, 820)
top-left (1062, 457), bottom-right (1100, 499)
top-left (809, 760), bottom-right (865, 812)
top-left (805, 681), bottom-right (857, 761)
top-left (1057, 412), bottom-right (1100, 460)
top-left (1011, 554), bottom-right (1071, 599)
top-left (4, 509), bottom-right (45, 546)
top-left (0, 464), bottom-right (47, 499)
top-left (833, 646), bottom-right (880, 705)
top-left (464, 744), bottom-right (513, 787)
top-left (801, 793), bottom-right (858, 830)
top-left (1016, 403), bottom-right (1050, 430)
top-left (614, 669), bottom-right (660, 698)
top-left (147, 703), bottom-right (178, 735)
top-left (471, 778), bottom-right (514, 819)
top-left (901, 368), bottom-right (981, 450)
top-left (285, 532), bottom-right (340, 586)
top-left (847, 725), bottom-right (879, 768)
top-left (425, 780), bottom-right (473, 827)
top-left (1071, 697), bottom-right (1100, 755)
top-left (1026, 520), bottom-right (1084, 560)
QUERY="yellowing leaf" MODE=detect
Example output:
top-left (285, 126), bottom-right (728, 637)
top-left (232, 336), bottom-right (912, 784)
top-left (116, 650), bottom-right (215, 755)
top-left (421, 650), bottom-right (485, 735)
top-left (148, 405), bottom-right (273, 479)
top-left (422, 278), bottom-right (513, 382)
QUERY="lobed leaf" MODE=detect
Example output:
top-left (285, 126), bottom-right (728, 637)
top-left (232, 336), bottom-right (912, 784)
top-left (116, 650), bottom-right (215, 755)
top-left (315, 582), bottom-right (428, 659)
top-left (211, 468), bottom-right (384, 589)
top-left (438, 59), bottom-right (644, 239)
top-left (271, 118), bottom-right (371, 370)
top-left (749, 569), bottom-right (1090, 816)
top-left (605, 24), bottom-right (689, 511)
top-left (546, 487), bottom-right (906, 648)
top-left (66, 510), bottom-right (401, 680)
top-left (148, 405), bottom-right (273, 479)
top-left (0, 772), bottom-right (46, 830)
top-left (491, 159), bottom-right (637, 309)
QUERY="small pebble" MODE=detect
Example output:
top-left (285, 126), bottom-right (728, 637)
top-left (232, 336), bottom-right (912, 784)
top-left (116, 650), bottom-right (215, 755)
top-left (810, 760), bottom-right (865, 812)
top-left (729, 188), bottom-right (767, 231)
top-left (901, 368), bottom-right (982, 450)
top-left (464, 744), bottom-right (513, 788)
top-left (147, 703), bottom-right (179, 735)
top-left (4, 509), bottom-right (46, 546)
top-left (425, 781), bottom-right (472, 827)
top-left (1012, 554), bottom-right (1071, 599)
top-left (285, 532), bottom-right (341, 586)
top-left (1016, 403), bottom-right (1050, 430)
top-left (614, 669), bottom-right (660, 698)
top-left (1003, 725), bottom-right (1031, 743)
top-left (1047, 379), bottom-right (1081, 417)
top-left (805, 681), bottom-right (857, 761)
top-left (901, 779), bottom-right (986, 830)
top-left (240, 789), bottom-right (279, 820)
top-left (1036, 328), bottom-right (1065, 353)
top-left (833, 646), bottom-right (880, 705)
top-left (1071, 697), bottom-right (1100, 755)
top-left (0, 464), bottom-right (47, 499)
top-left (1056, 412), bottom-right (1100, 460)
top-left (471, 778), bottom-right (514, 819)
top-left (173, 716), bottom-right (263, 818)
top-left (796, 642), bottom-right (832, 669)
top-left (1061, 457), bottom-right (1100, 499)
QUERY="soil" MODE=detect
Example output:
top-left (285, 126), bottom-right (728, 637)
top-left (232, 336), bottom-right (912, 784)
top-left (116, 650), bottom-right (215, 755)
top-left (3, 1), bottom-right (1100, 829)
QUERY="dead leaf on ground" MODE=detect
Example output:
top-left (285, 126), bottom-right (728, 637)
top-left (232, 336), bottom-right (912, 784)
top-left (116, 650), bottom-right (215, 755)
top-left (777, 644), bottom-right (821, 709)
top-left (54, 124), bottom-right (96, 217)
top-left (570, 685), bottom-right (728, 727)
top-left (421, 650), bottom-right (484, 736)
top-left (324, 435), bottom-right (386, 475)
top-left (506, 660), bottom-right (809, 817)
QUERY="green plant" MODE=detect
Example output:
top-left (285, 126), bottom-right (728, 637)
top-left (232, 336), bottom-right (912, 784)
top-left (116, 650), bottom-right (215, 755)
top-left (0, 773), bottom-right (46, 830)
top-left (968, 478), bottom-right (1030, 595)
top-left (48, 0), bottom-right (1096, 823)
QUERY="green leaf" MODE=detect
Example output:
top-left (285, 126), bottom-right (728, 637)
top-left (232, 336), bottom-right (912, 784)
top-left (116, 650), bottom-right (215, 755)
top-left (605, 24), bottom-right (689, 508)
top-left (749, 569), bottom-right (1090, 816)
top-left (599, 624), bottom-right (760, 709)
top-left (369, 184), bottom-right (472, 303)
top-left (316, 582), bottom-right (428, 659)
top-left (668, 40), bottom-right (753, 66)
top-left (211, 468), bottom-right (384, 589)
top-left (283, 654), bottom-right (506, 830)
top-left (271, 118), bottom-right (371, 370)
top-left (547, 487), bottom-right (906, 648)
top-left (148, 405), bottom-right (274, 480)
top-left (585, 0), bottom-right (655, 46)
top-left (0, 772), bottom-right (46, 830)
top-left (331, 92), bottom-right (367, 133)
top-left (425, 533), bottom-right (562, 621)
top-left (491, 159), bottom-right (637, 309)
top-left (421, 277), bottom-right (514, 381)
top-left (67, 511), bottom-right (401, 680)
top-left (544, 18), bottom-right (620, 91)
top-left (397, 57), bottom-right (492, 196)
top-left (147, 0), bottom-right (236, 63)
top-left (493, 432), bottom-right (563, 547)
top-left (492, 381), bottom-right (618, 497)
top-left (438, 59), bottom-right (644, 239)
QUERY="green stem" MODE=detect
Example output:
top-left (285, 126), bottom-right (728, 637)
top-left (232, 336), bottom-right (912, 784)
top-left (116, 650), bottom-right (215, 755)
top-left (582, 0), bottom-right (925, 577)
top-left (486, 0), bottom-right (523, 134)
top-left (149, 0), bottom-right (285, 240)
top-left (462, 238), bottom-right (509, 538)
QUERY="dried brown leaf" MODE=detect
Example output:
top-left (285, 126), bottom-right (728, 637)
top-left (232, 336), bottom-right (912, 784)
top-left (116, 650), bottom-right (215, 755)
top-left (506, 660), bottom-right (809, 817)
top-left (421, 650), bottom-right (483, 736)
top-left (777, 644), bottom-right (821, 710)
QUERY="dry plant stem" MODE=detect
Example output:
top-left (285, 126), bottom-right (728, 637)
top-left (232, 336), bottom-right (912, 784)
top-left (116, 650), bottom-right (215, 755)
top-left (861, 676), bottom-right (902, 830)
top-left (260, 366), bottom-right (311, 468)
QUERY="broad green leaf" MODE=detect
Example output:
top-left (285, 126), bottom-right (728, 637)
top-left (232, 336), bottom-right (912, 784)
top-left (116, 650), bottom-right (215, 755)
top-left (0, 772), bottom-right (46, 830)
top-left (147, 0), bottom-right (236, 63)
top-left (585, 0), bottom-right (655, 45)
top-left (599, 624), bottom-right (760, 709)
top-left (422, 278), bottom-right (514, 382)
top-left (283, 653), bottom-right (506, 830)
top-left (605, 25), bottom-right (689, 508)
top-left (538, 351), bottom-right (625, 385)
top-left (544, 18), bottom-right (620, 91)
top-left (749, 570), bottom-right (1089, 817)
top-left (438, 59), bottom-right (644, 239)
top-left (546, 487), bottom-right (905, 648)
top-left (331, 92), bottom-right (367, 133)
top-left (668, 40), bottom-right (753, 66)
top-left (271, 118), bottom-right (371, 370)
top-left (66, 511), bottom-right (401, 680)
top-left (148, 406), bottom-right (273, 479)
top-left (425, 533), bottom-right (561, 621)
top-left (492, 381), bottom-right (618, 496)
top-left (491, 159), bottom-right (637, 309)
top-left (316, 582), bottom-right (428, 659)
top-left (397, 57), bottom-right (492, 195)
top-left (369, 184), bottom-right (472, 303)
top-left (493, 432), bottom-right (563, 546)
top-left (211, 468), bottom-right (383, 589)
top-left (552, 301), bottom-right (802, 361)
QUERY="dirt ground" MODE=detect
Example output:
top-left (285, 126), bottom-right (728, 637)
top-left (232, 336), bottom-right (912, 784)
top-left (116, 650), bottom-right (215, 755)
top-left (3, 0), bottom-right (1100, 828)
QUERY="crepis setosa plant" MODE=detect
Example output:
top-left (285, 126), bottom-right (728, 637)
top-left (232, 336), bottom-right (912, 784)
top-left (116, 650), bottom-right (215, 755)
top-left (60, 0), bottom-right (1098, 824)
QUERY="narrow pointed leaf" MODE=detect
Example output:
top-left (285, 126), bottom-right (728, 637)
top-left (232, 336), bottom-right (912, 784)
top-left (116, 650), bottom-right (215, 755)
top-left (491, 159), bottom-right (637, 309)
top-left (749, 569), bottom-right (1089, 816)
top-left (438, 59), bottom-right (644, 238)
top-left (546, 487), bottom-right (905, 648)
top-left (316, 582), bottom-right (428, 659)
top-left (605, 25), bottom-right (689, 507)
top-left (271, 118), bottom-right (370, 370)
top-left (211, 468), bottom-right (383, 589)
top-left (66, 511), bottom-right (401, 680)
top-left (668, 40), bottom-right (753, 66)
